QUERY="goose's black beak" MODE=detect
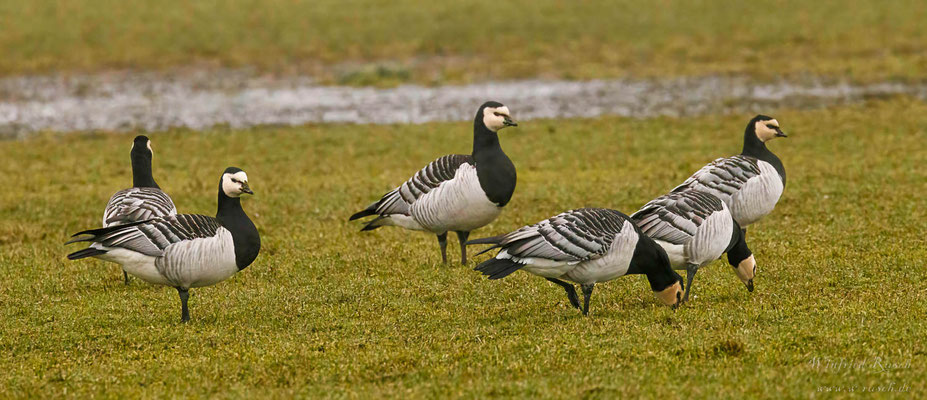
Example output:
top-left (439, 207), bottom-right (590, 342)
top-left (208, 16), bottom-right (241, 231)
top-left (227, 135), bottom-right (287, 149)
top-left (503, 117), bottom-right (518, 127)
top-left (241, 183), bottom-right (254, 195)
top-left (775, 128), bottom-right (787, 138)
top-left (746, 279), bottom-right (754, 292)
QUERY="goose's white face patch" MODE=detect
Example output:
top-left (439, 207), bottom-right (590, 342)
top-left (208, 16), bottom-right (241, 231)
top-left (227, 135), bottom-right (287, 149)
top-left (482, 106), bottom-right (513, 132)
top-left (734, 254), bottom-right (757, 287)
top-left (222, 171), bottom-right (250, 198)
top-left (654, 281), bottom-right (683, 307)
top-left (754, 119), bottom-right (781, 142)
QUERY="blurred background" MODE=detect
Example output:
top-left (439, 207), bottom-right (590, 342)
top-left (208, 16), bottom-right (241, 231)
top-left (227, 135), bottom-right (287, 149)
top-left (2, 0), bottom-right (926, 136)
top-left (1, 1), bottom-right (925, 398)
top-left (4, 0), bottom-right (926, 82)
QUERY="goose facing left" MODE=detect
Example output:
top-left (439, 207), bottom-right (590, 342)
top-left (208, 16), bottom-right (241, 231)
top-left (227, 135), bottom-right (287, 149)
top-left (104, 135), bottom-right (177, 284)
top-left (349, 101), bottom-right (518, 265)
top-left (66, 167), bottom-right (260, 322)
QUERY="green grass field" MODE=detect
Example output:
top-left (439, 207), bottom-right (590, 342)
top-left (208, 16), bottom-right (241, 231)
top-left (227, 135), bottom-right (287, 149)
top-left (1, 99), bottom-right (924, 397)
top-left (2, 0), bottom-right (927, 84)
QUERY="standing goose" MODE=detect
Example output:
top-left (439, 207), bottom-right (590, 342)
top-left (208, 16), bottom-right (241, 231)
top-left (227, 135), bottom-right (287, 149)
top-left (104, 135), bottom-right (177, 284)
top-left (671, 115), bottom-right (787, 235)
top-left (468, 208), bottom-right (684, 315)
top-left (631, 189), bottom-right (756, 303)
top-left (350, 101), bottom-right (518, 264)
top-left (66, 167), bottom-right (260, 322)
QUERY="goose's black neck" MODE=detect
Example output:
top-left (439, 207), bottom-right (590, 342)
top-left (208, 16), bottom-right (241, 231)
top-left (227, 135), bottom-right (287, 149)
top-left (472, 119), bottom-right (517, 207)
top-left (216, 188), bottom-right (260, 270)
top-left (725, 220), bottom-right (752, 266)
top-left (472, 122), bottom-right (502, 155)
top-left (627, 234), bottom-right (680, 292)
top-left (130, 149), bottom-right (159, 189)
top-left (741, 124), bottom-right (786, 185)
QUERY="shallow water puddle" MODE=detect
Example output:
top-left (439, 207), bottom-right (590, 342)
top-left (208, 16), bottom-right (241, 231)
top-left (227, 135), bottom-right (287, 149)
top-left (1, 71), bottom-right (924, 138)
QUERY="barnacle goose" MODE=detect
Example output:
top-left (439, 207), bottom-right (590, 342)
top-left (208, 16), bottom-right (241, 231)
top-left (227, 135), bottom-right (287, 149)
top-left (671, 115), bottom-right (787, 235)
top-left (468, 208), bottom-right (684, 315)
top-left (103, 135), bottom-right (177, 284)
top-left (631, 189), bottom-right (755, 303)
top-left (350, 101), bottom-right (518, 264)
top-left (66, 167), bottom-right (260, 322)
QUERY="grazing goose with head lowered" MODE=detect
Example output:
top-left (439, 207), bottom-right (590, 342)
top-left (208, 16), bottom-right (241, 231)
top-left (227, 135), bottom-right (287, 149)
top-left (66, 167), bottom-right (260, 322)
top-left (350, 101), bottom-right (518, 264)
top-left (104, 135), bottom-right (177, 284)
top-left (631, 189), bottom-right (756, 303)
top-left (468, 208), bottom-right (684, 315)
top-left (671, 115), bottom-right (787, 236)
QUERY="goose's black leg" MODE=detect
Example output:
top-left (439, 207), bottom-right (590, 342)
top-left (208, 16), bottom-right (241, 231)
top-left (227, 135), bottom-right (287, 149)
top-left (546, 278), bottom-right (580, 309)
top-left (437, 232), bottom-right (448, 265)
top-left (683, 263), bottom-right (699, 303)
top-left (123, 270), bottom-right (130, 285)
top-left (581, 284), bottom-right (595, 316)
top-left (177, 287), bottom-right (190, 322)
top-left (456, 231), bottom-right (470, 264)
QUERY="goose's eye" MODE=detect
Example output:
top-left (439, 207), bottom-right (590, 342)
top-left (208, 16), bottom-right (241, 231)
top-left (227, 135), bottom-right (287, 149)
top-left (494, 112), bottom-right (502, 117)
top-left (766, 124), bottom-right (776, 129)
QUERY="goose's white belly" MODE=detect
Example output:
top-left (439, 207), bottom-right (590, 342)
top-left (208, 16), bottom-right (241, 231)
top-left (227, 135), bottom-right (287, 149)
top-left (561, 253), bottom-right (633, 285)
top-left (655, 240), bottom-right (687, 269)
top-left (94, 245), bottom-right (171, 286)
top-left (730, 161), bottom-right (783, 227)
top-left (411, 164), bottom-right (502, 233)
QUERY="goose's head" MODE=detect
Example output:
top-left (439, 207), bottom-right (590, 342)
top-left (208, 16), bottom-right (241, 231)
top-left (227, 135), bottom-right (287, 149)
top-left (131, 135), bottom-right (153, 159)
top-left (728, 251), bottom-right (757, 293)
top-left (733, 255), bottom-right (757, 292)
top-left (750, 115), bottom-right (787, 143)
top-left (727, 226), bottom-right (756, 292)
top-left (478, 101), bottom-right (517, 132)
top-left (654, 272), bottom-right (685, 309)
top-left (221, 167), bottom-right (253, 198)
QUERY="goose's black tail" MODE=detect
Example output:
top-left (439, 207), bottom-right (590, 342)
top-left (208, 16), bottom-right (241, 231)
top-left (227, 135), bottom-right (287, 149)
top-left (67, 248), bottom-right (107, 260)
top-left (466, 235), bottom-right (504, 246)
top-left (466, 235), bottom-right (506, 257)
top-left (474, 258), bottom-right (524, 280)
top-left (64, 220), bottom-right (148, 245)
top-left (349, 201), bottom-right (379, 221)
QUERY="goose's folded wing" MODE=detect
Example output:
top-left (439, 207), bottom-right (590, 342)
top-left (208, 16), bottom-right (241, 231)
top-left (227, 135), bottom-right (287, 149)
top-left (498, 208), bottom-right (632, 263)
top-left (374, 154), bottom-right (474, 216)
top-left (632, 190), bottom-right (725, 245)
top-left (103, 187), bottom-right (177, 226)
top-left (671, 155), bottom-right (761, 196)
top-left (80, 214), bottom-right (222, 256)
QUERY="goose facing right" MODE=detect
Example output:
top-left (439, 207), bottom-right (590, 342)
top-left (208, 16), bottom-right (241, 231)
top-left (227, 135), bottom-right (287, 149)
top-left (66, 167), bottom-right (260, 322)
top-left (631, 189), bottom-right (756, 303)
top-left (104, 135), bottom-right (177, 284)
top-left (468, 208), bottom-right (684, 315)
top-left (671, 115), bottom-right (787, 235)
top-left (350, 101), bottom-right (518, 265)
